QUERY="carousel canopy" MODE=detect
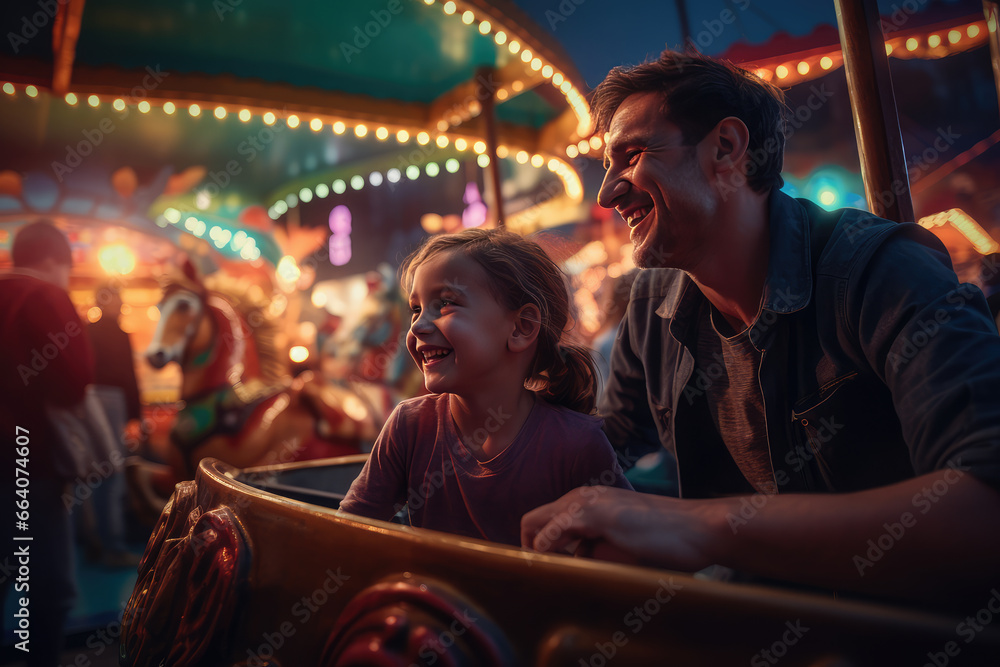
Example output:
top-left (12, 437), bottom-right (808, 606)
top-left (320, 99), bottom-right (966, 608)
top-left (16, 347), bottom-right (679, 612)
top-left (0, 0), bottom-right (592, 277)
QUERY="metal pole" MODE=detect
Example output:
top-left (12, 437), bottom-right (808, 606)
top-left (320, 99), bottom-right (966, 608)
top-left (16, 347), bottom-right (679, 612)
top-left (677, 0), bottom-right (692, 49)
top-left (833, 0), bottom-right (915, 223)
top-left (985, 1), bottom-right (1000, 118)
top-left (477, 67), bottom-right (505, 228)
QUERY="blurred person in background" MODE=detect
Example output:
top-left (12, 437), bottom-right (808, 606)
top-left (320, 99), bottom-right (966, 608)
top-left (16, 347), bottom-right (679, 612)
top-left (83, 281), bottom-right (143, 567)
top-left (0, 220), bottom-right (94, 666)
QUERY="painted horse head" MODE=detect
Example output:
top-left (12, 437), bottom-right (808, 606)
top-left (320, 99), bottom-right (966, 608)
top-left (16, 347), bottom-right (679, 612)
top-left (145, 262), bottom-right (283, 401)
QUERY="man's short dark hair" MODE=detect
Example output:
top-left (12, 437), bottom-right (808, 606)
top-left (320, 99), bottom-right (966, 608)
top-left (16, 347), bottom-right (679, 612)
top-left (591, 50), bottom-right (787, 193)
top-left (12, 219), bottom-right (72, 268)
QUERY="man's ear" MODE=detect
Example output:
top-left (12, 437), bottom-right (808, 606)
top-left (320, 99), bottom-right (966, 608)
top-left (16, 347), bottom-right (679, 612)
top-left (508, 303), bottom-right (541, 352)
top-left (706, 116), bottom-right (750, 176)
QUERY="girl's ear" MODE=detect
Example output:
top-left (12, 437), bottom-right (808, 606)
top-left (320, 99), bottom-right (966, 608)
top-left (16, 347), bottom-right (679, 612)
top-left (508, 304), bottom-right (541, 352)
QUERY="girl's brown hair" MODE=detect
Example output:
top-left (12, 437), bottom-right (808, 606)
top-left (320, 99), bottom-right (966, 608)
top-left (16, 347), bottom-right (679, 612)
top-left (401, 228), bottom-right (598, 414)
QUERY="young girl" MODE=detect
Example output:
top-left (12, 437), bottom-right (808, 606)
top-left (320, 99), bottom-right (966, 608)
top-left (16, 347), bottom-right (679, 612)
top-left (339, 228), bottom-right (632, 546)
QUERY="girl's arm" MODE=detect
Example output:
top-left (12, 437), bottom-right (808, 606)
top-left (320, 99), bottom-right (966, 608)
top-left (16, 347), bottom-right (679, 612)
top-left (338, 408), bottom-right (409, 521)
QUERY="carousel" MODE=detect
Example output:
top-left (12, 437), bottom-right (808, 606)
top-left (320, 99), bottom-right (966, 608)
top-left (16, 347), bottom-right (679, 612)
top-left (2, 0), bottom-right (1000, 664)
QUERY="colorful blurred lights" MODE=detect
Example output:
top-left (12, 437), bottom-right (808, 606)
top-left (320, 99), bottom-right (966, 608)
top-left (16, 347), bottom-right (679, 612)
top-left (98, 245), bottom-right (136, 275)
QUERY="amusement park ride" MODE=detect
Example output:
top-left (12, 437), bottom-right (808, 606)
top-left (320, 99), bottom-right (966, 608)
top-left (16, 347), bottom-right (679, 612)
top-left (2, 0), bottom-right (1000, 663)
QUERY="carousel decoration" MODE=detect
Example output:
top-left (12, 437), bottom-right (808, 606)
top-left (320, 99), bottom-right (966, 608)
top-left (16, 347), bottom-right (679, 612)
top-left (320, 575), bottom-right (515, 666)
top-left (120, 480), bottom-right (250, 667)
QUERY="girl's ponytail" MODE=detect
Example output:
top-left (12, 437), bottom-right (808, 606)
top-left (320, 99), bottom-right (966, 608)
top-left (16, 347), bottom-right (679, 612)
top-left (533, 342), bottom-right (598, 414)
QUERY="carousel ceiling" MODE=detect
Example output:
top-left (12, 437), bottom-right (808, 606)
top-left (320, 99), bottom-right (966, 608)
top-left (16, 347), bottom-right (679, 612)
top-left (0, 0), bottom-right (591, 276)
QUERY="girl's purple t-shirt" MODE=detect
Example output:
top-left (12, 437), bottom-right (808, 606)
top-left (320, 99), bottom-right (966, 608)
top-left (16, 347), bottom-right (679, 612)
top-left (340, 393), bottom-right (633, 545)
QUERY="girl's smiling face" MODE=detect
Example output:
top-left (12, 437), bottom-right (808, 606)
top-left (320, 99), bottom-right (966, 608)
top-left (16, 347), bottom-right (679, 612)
top-left (406, 249), bottom-right (520, 397)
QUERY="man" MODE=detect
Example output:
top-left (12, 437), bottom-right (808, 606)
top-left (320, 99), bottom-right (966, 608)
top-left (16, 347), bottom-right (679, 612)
top-left (1, 220), bottom-right (95, 665)
top-left (521, 51), bottom-right (1000, 607)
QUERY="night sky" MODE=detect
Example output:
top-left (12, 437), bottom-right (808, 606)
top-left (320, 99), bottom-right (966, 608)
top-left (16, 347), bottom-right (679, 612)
top-left (511, 0), bottom-right (981, 88)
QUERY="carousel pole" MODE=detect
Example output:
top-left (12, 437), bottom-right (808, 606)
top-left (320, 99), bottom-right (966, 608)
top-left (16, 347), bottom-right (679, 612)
top-left (676, 0), bottom-right (692, 47)
top-left (52, 0), bottom-right (86, 95)
top-left (477, 66), bottom-right (506, 228)
top-left (985, 1), bottom-right (1000, 118)
top-left (833, 0), bottom-right (915, 223)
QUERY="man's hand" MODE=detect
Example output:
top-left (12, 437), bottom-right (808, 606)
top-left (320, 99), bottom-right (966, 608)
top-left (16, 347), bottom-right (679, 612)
top-left (521, 486), bottom-right (719, 572)
top-left (521, 471), bottom-right (1000, 604)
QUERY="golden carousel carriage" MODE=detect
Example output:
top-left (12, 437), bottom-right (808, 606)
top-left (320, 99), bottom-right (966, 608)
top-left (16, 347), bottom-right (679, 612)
top-left (120, 455), bottom-right (1000, 666)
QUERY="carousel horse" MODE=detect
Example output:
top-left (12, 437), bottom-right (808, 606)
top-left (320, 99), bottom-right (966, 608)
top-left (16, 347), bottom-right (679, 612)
top-left (140, 263), bottom-right (379, 491)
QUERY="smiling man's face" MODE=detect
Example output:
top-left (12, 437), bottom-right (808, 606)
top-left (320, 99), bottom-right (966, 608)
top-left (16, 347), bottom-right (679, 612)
top-left (597, 91), bottom-right (720, 270)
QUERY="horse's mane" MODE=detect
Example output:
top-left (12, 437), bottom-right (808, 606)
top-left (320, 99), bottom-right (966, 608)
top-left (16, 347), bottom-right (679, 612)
top-left (205, 275), bottom-right (285, 383)
top-left (161, 269), bottom-right (286, 383)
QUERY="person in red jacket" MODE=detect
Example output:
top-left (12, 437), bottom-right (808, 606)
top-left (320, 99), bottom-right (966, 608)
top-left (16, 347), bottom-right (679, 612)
top-left (1, 220), bottom-right (95, 666)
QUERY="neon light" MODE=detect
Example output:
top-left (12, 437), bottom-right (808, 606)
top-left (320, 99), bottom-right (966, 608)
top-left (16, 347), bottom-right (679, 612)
top-left (329, 205), bottom-right (353, 266)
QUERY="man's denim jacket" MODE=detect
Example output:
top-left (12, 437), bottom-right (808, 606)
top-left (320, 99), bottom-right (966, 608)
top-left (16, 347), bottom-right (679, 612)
top-left (600, 191), bottom-right (1000, 498)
